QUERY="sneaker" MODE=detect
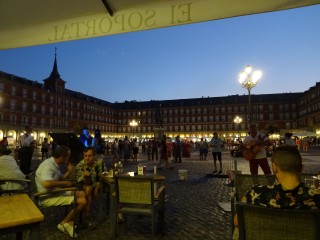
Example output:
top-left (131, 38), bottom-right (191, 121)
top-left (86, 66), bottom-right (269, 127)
top-left (218, 170), bottom-right (222, 174)
top-left (57, 223), bottom-right (67, 235)
top-left (63, 222), bottom-right (78, 238)
top-left (212, 170), bottom-right (217, 174)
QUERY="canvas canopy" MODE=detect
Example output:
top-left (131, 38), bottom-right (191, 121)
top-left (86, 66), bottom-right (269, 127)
top-left (1, 0), bottom-right (320, 50)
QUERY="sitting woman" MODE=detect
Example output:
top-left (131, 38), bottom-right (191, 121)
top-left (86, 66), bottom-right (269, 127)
top-left (0, 146), bottom-right (27, 192)
top-left (76, 147), bottom-right (105, 229)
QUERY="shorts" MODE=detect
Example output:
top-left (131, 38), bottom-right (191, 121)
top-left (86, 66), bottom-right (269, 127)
top-left (39, 191), bottom-right (74, 208)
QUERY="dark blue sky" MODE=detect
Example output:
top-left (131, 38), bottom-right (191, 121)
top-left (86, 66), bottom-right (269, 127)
top-left (0, 5), bottom-right (319, 103)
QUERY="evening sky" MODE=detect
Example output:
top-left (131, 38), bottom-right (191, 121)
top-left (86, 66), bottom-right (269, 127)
top-left (0, 5), bottom-right (319, 103)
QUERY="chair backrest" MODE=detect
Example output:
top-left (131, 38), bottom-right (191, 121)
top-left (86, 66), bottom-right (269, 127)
top-left (27, 171), bottom-right (38, 194)
top-left (116, 175), bottom-right (154, 205)
top-left (235, 174), bottom-right (275, 201)
top-left (236, 203), bottom-right (320, 240)
top-left (0, 178), bottom-right (31, 196)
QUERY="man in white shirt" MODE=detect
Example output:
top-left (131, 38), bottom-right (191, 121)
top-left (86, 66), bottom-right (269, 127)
top-left (19, 126), bottom-right (35, 174)
top-left (36, 145), bottom-right (87, 237)
top-left (242, 123), bottom-right (271, 175)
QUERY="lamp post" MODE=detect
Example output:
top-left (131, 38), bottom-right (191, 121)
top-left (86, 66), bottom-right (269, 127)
top-left (234, 116), bottom-right (243, 141)
top-left (238, 65), bottom-right (262, 123)
top-left (129, 119), bottom-right (138, 138)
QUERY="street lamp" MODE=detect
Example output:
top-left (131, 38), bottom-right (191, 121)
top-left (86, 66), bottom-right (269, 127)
top-left (238, 65), bottom-right (262, 123)
top-left (129, 119), bottom-right (138, 138)
top-left (234, 116), bottom-right (242, 140)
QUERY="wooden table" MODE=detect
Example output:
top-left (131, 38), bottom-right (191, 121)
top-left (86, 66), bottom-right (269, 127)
top-left (0, 194), bottom-right (44, 240)
top-left (99, 173), bottom-right (165, 240)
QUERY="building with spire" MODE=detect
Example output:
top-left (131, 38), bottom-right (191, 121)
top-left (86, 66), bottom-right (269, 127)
top-left (0, 52), bottom-right (319, 144)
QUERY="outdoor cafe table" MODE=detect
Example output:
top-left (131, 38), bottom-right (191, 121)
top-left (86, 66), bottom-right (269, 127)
top-left (99, 173), bottom-right (165, 240)
top-left (0, 193), bottom-right (44, 240)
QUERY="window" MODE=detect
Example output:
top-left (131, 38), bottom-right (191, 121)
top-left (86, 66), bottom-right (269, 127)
top-left (10, 114), bottom-right (16, 123)
top-left (33, 104), bottom-right (36, 112)
top-left (22, 102), bottom-right (27, 111)
top-left (10, 100), bottom-right (15, 110)
top-left (11, 86), bottom-right (16, 95)
top-left (33, 92), bottom-right (37, 100)
top-left (23, 89), bottom-right (27, 98)
top-left (42, 94), bottom-right (45, 101)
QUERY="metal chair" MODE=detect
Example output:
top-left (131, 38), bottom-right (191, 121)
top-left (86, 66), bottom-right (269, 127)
top-left (116, 175), bottom-right (165, 235)
top-left (28, 171), bottom-right (78, 238)
top-left (230, 173), bottom-right (276, 238)
top-left (0, 178), bottom-right (31, 196)
top-left (236, 202), bottom-right (320, 240)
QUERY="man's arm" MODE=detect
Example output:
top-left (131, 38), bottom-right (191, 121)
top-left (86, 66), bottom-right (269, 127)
top-left (41, 179), bottom-right (74, 189)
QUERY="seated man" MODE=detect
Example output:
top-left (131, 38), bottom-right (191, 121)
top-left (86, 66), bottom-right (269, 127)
top-left (233, 145), bottom-right (320, 239)
top-left (76, 147), bottom-right (105, 229)
top-left (36, 145), bottom-right (87, 238)
top-left (0, 145), bottom-right (26, 191)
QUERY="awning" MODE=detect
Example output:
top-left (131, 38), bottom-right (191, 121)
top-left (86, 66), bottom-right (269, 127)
top-left (1, 0), bottom-right (320, 50)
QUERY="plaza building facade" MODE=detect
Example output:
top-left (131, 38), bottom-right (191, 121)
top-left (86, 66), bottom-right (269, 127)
top-left (0, 55), bottom-right (320, 144)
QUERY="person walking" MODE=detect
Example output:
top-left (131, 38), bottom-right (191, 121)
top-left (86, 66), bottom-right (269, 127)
top-left (210, 132), bottom-right (223, 174)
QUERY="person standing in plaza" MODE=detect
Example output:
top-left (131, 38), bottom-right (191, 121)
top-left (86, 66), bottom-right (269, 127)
top-left (0, 136), bottom-right (8, 147)
top-left (283, 132), bottom-right (296, 146)
top-left (174, 135), bottom-right (182, 163)
top-left (242, 123), bottom-right (271, 175)
top-left (93, 129), bottom-right (105, 157)
top-left (210, 132), bottom-right (223, 174)
top-left (158, 134), bottom-right (170, 169)
top-left (79, 127), bottom-right (94, 148)
top-left (19, 125), bottom-right (35, 174)
top-left (151, 137), bottom-right (159, 161)
top-left (122, 136), bottom-right (130, 162)
top-left (41, 137), bottom-right (49, 161)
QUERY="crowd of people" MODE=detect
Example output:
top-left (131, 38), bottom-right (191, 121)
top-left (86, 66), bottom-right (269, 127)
top-left (1, 125), bottom-right (320, 238)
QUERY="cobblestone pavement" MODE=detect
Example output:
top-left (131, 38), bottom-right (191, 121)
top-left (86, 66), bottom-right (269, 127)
top-left (3, 147), bottom-right (320, 240)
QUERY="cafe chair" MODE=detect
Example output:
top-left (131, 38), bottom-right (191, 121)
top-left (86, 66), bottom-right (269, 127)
top-left (28, 171), bottom-right (78, 238)
top-left (0, 178), bottom-right (31, 196)
top-left (230, 174), bottom-right (275, 238)
top-left (116, 175), bottom-right (165, 235)
top-left (236, 202), bottom-right (320, 240)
